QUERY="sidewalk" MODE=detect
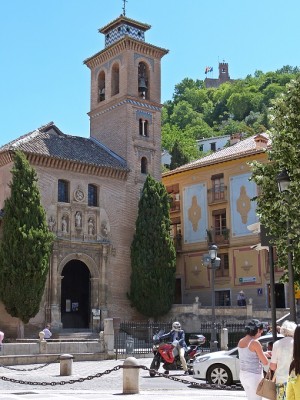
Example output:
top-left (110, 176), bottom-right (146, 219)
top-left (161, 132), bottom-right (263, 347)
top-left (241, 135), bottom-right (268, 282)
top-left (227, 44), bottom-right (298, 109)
top-left (0, 357), bottom-right (246, 400)
top-left (0, 389), bottom-right (247, 399)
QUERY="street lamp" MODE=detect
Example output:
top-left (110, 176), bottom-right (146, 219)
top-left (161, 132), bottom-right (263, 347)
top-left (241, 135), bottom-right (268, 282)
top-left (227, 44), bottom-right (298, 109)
top-left (205, 244), bottom-right (220, 352)
top-left (276, 169), bottom-right (296, 322)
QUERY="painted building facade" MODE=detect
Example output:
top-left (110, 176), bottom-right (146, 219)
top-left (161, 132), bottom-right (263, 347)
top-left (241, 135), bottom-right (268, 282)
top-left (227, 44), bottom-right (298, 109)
top-left (162, 134), bottom-right (286, 309)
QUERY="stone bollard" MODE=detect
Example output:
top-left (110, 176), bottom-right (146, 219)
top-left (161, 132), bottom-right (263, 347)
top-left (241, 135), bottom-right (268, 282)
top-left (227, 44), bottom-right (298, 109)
top-left (220, 328), bottom-right (228, 350)
top-left (123, 357), bottom-right (139, 394)
top-left (59, 354), bottom-right (74, 376)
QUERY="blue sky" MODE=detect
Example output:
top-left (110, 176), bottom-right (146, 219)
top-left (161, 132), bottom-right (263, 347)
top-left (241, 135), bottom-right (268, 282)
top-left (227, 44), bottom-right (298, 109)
top-left (1, 0), bottom-right (299, 147)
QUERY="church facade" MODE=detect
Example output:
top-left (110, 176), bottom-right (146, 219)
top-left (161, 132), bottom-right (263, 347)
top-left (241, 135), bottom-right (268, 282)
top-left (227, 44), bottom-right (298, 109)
top-left (0, 14), bottom-right (168, 336)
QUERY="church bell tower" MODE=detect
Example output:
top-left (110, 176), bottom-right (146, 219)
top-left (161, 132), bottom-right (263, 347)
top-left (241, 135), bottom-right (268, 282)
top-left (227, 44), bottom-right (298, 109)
top-left (84, 14), bottom-right (168, 182)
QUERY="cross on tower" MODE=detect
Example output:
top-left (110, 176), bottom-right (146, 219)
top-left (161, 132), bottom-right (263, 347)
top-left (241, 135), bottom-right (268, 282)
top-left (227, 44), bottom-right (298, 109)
top-left (122, 0), bottom-right (128, 16)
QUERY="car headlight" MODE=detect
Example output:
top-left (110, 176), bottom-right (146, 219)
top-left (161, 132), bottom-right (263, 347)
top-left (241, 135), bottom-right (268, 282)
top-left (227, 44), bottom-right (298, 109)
top-left (194, 356), bottom-right (210, 363)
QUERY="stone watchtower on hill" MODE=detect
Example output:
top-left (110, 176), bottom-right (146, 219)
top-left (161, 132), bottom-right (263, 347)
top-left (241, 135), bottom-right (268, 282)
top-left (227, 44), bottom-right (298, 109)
top-left (205, 61), bottom-right (234, 88)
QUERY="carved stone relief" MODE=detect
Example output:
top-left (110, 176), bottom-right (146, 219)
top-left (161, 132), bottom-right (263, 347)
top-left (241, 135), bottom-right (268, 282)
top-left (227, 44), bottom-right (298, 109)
top-left (74, 187), bottom-right (85, 202)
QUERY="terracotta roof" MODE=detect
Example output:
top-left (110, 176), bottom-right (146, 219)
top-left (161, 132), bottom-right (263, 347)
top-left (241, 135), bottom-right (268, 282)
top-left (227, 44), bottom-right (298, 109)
top-left (163, 133), bottom-right (271, 177)
top-left (0, 122), bottom-right (129, 172)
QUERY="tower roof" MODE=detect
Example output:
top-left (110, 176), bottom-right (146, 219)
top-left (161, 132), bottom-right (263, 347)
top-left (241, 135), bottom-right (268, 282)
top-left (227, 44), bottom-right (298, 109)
top-left (99, 15), bottom-right (151, 47)
top-left (99, 15), bottom-right (151, 34)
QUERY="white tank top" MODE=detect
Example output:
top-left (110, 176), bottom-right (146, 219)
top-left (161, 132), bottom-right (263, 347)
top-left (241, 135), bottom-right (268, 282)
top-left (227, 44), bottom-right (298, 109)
top-left (238, 339), bottom-right (263, 374)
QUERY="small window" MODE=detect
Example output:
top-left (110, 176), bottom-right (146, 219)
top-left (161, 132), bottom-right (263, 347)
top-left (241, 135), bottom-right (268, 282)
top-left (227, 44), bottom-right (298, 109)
top-left (215, 254), bottom-right (229, 278)
top-left (213, 209), bottom-right (227, 235)
top-left (210, 142), bottom-right (216, 151)
top-left (88, 184), bottom-right (98, 207)
top-left (139, 118), bottom-right (148, 137)
top-left (58, 179), bottom-right (69, 203)
top-left (212, 175), bottom-right (225, 201)
top-left (141, 157), bottom-right (148, 174)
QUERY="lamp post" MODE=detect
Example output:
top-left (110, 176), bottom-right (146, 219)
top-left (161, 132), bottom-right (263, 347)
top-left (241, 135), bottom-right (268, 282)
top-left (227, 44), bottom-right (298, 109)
top-left (208, 244), bottom-right (220, 352)
top-left (277, 169), bottom-right (296, 323)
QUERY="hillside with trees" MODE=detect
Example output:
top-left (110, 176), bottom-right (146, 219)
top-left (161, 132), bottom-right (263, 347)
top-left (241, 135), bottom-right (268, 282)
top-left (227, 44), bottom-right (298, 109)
top-left (162, 66), bottom-right (300, 169)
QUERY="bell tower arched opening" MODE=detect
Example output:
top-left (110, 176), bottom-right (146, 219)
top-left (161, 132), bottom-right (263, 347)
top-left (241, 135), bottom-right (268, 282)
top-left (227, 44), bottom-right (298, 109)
top-left (111, 63), bottom-right (120, 96)
top-left (98, 70), bottom-right (105, 102)
top-left (138, 61), bottom-right (149, 100)
top-left (61, 260), bottom-right (91, 329)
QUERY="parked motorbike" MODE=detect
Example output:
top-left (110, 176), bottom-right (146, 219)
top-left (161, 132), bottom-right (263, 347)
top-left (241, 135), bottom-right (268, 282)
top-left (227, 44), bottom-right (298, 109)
top-left (149, 330), bottom-right (206, 377)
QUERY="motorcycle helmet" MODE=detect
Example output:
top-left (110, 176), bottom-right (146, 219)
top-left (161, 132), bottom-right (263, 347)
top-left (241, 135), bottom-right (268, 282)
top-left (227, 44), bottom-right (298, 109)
top-left (172, 321), bottom-right (181, 331)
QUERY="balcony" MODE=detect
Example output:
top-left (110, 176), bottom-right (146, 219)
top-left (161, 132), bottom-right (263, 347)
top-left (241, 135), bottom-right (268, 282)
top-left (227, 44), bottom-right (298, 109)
top-left (173, 233), bottom-right (182, 251)
top-left (169, 195), bottom-right (180, 212)
top-left (207, 186), bottom-right (227, 204)
top-left (206, 228), bottom-right (230, 245)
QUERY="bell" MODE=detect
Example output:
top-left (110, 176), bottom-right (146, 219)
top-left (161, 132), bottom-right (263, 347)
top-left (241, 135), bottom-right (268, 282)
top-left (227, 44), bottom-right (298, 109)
top-left (138, 76), bottom-right (147, 93)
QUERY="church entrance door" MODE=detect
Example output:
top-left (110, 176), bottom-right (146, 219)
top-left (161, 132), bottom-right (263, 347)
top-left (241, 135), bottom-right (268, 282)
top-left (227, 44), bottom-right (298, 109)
top-left (61, 260), bottom-right (91, 329)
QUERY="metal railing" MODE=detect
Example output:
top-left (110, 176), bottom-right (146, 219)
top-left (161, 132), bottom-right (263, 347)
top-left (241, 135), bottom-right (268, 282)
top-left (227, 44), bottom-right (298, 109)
top-left (114, 321), bottom-right (247, 355)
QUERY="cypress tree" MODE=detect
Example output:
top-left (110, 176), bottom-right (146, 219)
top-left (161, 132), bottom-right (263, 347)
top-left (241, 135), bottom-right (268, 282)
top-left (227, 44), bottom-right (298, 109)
top-left (0, 151), bottom-right (54, 332)
top-left (128, 175), bottom-right (176, 318)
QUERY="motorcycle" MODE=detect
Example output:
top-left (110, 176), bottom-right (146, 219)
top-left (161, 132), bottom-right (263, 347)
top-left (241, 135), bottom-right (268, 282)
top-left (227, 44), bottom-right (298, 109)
top-left (149, 330), bottom-right (206, 377)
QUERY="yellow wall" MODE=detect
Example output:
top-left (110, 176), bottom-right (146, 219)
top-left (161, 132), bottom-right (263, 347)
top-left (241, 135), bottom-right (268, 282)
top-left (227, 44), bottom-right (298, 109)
top-left (163, 151), bottom-right (284, 307)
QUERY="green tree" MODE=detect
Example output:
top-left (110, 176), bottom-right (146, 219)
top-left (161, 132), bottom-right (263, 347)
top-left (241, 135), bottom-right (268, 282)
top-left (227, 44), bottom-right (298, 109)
top-left (0, 151), bottom-right (54, 336)
top-left (170, 139), bottom-right (190, 170)
top-left (128, 175), bottom-right (176, 318)
top-left (251, 77), bottom-right (300, 283)
top-left (170, 100), bottom-right (202, 130)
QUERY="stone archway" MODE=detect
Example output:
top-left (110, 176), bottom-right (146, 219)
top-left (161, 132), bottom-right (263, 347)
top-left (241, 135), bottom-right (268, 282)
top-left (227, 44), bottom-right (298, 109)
top-left (49, 250), bottom-right (103, 331)
top-left (61, 260), bottom-right (90, 329)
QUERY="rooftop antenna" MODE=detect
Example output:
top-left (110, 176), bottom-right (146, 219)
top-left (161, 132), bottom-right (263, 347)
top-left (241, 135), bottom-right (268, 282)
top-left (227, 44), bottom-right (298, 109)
top-left (122, 0), bottom-right (128, 16)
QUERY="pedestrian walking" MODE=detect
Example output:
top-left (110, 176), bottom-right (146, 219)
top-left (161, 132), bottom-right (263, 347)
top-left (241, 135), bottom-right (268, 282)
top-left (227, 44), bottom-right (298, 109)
top-left (287, 325), bottom-right (300, 400)
top-left (238, 320), bottom-right (271, 400)
top-left (270, 320), bottom-right (296, 400)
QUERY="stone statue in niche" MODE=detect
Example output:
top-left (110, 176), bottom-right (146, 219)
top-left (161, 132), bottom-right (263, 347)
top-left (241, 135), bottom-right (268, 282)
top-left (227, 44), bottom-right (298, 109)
top-left (48, 216), bottom-right (56, 231)
top-left (101, 221), bottom-right (109, 237)
top-left (88, 218), bottom-right (95, 235)
top-left (75, 211), bottom-right (82, 228)
top-left (62, 216), bottom-right (68, 233)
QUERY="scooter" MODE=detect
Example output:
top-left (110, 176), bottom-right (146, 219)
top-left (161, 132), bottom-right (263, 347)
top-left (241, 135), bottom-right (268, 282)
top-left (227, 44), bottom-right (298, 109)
top-left (149, 330), bottom-right (206, 377)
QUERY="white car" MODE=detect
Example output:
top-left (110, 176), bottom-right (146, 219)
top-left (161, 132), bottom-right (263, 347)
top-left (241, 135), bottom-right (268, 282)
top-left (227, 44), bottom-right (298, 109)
top-left (193, 333), bottom-right (283, 385)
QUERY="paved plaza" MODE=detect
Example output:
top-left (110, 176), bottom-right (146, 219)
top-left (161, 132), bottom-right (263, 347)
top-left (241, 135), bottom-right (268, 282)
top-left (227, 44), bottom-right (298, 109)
top-left (0, 357), bottom-right (246, 400)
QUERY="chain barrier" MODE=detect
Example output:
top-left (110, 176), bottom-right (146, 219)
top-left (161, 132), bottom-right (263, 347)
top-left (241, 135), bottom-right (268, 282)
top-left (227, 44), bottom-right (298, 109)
top-left (0, 364), bottom-right (243, 391)
top-left (0, 361), bottom-right (53, 371)
top-left (0, 365), bottom-right (121, 386)
top-left (144, 367), bottom-right (244, 391)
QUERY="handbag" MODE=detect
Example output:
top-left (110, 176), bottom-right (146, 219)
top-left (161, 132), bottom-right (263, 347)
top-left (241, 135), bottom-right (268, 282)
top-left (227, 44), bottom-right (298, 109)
top-left (256, 369), bottom-right (276, 400)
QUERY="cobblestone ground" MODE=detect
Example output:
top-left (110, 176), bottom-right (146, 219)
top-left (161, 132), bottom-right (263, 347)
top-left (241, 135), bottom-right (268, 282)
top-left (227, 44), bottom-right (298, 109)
top-left (0, 357), bottom-right (246, 400)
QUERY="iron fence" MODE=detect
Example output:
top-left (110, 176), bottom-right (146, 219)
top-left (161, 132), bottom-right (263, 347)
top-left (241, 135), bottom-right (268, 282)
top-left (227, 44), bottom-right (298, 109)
top-left (114, 320), bottom-right (246, 356)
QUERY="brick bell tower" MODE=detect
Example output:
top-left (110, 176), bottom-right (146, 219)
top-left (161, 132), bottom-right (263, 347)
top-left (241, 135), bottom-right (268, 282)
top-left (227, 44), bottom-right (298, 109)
top-left (84, 14), bottom-right (168, 182)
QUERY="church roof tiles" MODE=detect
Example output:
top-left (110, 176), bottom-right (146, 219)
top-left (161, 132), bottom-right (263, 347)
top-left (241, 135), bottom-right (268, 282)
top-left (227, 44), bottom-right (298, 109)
top-left (0, 122), bottom-right (129, 174)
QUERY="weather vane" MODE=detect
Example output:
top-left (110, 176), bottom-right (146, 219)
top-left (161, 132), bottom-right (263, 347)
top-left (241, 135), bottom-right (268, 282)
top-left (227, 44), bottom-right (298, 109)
top-left (122, 0), bottom-right (128, 16)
